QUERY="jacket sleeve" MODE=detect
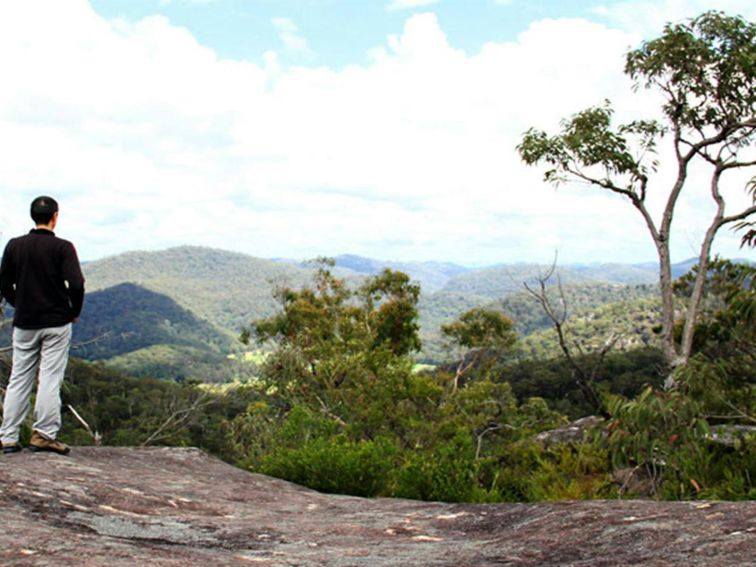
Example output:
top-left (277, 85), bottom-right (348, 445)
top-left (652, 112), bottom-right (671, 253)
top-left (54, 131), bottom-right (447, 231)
top-left (62, 241), bottom-right (85, 318)
top-left (0, 240), bottom-right (17, 307)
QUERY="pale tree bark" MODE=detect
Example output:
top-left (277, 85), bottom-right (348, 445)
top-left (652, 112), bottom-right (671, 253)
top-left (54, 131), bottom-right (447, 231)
top-left (519, 12), bottom-right (756, 386)
top-left (667, 126), bottom-right (756, 377)
top-left (559, 120), bottom-right (755, 386)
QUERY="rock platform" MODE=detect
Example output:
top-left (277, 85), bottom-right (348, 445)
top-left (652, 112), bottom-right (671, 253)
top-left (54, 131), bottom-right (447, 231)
top-left (0, 447), bottom-right (753, 566)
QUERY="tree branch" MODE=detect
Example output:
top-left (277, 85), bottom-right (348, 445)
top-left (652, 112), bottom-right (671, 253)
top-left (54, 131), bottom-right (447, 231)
top-left (523, 261), bottom-right (604, 412)
top-left (682, 117), bottom-right (756, 163)
top-left (141, 392), bottom-right (212, 446)
top-left (67, 404), bottom-right (102, 445)
top-left (69, 332), bottom-right (113, 352)
top-left (720, 205), bottom-right (756, 227)
top-left (721, 158), bottom-right (756, 171)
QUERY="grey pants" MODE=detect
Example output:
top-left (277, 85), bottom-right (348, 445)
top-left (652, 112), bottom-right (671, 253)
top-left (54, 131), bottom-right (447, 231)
top-left (0, 324), bottom-right (72, 444)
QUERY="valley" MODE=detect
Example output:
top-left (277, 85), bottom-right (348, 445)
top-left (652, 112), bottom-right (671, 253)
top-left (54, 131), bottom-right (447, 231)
top-left (43, 245), bottom-right (692, 381)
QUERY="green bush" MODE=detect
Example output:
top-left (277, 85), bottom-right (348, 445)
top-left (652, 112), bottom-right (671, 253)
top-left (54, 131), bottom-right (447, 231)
top-left (393, 433), bottom-right (491, 502)
top-left (260, 435), bottom-right (399, 497)
top-left (605, 386), bottom-right (755, 500)
top-left (495, 440), bottom-right (614, 502)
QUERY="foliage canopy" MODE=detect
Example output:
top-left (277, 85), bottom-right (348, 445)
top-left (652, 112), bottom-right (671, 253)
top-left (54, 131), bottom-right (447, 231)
top-left (518, 11), bottom-right (756, 376)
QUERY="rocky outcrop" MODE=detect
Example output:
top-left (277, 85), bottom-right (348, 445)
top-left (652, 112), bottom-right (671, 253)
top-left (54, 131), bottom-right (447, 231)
top-left (535, 415), bottom-right (604, 446)
top-left (0, 447), bottom-right (753, 566)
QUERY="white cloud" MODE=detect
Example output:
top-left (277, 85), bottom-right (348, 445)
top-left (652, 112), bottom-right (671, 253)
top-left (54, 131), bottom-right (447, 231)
top-left (272, 16), bottom-right (311, 55)
top-left (386, 0), bottom-right (440, 12)
top-left (592, 0), bottom-right (756, 37)
top-left (272, 17), bottom-right (298, 34)
top-left (0, 1), bottom-right (753, 266)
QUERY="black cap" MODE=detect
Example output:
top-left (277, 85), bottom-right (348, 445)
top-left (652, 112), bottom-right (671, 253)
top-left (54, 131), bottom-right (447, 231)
top-left (30, 196), bottom-right (59, 216)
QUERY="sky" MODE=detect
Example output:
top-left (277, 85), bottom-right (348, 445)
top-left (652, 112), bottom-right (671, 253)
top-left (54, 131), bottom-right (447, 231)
top-left (0, 0), bottom-right (754, 267)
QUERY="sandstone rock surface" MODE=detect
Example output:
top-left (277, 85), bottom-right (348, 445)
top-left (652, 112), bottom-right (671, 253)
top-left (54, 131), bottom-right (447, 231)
top-left (0, 447), bottom-right (753, 566)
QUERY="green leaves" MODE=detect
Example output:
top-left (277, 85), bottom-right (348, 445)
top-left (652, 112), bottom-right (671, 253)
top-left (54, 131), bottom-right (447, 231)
top-left (360, 269), bottom-right (422, 356)
top-left (519, 10), bottom-right (756, 372)
top-left (520, 11), bottom-right (755, 195)
top-left (625, 11), bottom-right (756, 131)
top-left (517, 101), bottom-right (651, 195)
top-left (249, 265), bottom-right (421, 361)
top-left (441, 307), bottom-right (516, 350)
top-left (563, 104), bottom-right (640, 176)
top-left (603, 382), bottom-right (756, 500)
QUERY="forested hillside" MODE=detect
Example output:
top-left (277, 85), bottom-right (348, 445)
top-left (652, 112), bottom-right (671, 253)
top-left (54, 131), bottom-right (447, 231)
top-left (74, 283), bottom-right (235, 359)
top-left (83, 246), bottom-right (316, 333)
top-left (333, 254), bottom-right (471, 293)
top-left (2, 255), bottom-right (750, 504)
top-left (77, 246), bottom-right (675, 374)
top-left (71, 283), bottom-right (239, 382)
top-left (48, 245), bottom-right (750, 383)
top-left (420, 282), bottom-right (658, 362)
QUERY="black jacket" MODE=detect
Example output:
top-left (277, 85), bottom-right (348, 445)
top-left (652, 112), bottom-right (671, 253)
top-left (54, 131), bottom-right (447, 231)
top-left (0, 229), bottom-right (85, 329)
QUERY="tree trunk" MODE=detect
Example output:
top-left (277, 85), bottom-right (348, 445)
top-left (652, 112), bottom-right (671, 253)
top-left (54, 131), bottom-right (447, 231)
top-left (679, 166), bottom-right (726, 367)
top-left (655, 237), bottom-right (680, 378)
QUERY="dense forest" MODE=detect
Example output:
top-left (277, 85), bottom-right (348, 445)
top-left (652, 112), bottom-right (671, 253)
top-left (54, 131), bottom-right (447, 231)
top-left (0, 10), bottom-right (754, 504)
top-left (1, 256), bottom-right (752, 501)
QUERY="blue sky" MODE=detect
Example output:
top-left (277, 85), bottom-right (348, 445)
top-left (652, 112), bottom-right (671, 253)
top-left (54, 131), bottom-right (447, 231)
top-left (0, 0), bottom-right (754, 266)
top-left (89, 1), bottom-right (592, 67)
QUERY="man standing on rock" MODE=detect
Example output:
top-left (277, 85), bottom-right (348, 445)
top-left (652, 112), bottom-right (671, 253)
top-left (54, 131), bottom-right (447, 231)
top-left (0, 196), bottom-right (85, 455)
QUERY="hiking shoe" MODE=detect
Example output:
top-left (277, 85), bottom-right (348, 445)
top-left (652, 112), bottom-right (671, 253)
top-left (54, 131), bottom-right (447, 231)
top-left (2, 443), bottom-right (22, 454)
top-left (29, 431), bottom-right (70, 455)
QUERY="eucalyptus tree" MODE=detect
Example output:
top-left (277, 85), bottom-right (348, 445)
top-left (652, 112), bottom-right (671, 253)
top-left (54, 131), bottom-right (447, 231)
top-left (244, 261), bottom-right (423, 421)
top-left (441, 307), bottom-right (517, 392)
top-left (518, 11), bottom-right (755, 382)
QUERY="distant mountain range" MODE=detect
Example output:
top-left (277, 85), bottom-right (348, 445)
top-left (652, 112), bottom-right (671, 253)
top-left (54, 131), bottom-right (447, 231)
top-left (332, 254), bottom-right (471, 293)
top-left (34, 245), bottom-right (744, 380)
top-left (333, 254), bottom-right (715, 292)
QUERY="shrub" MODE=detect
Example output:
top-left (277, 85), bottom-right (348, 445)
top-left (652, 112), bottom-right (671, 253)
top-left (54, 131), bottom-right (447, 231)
top-left (260, 435), bottom-right (399, 497)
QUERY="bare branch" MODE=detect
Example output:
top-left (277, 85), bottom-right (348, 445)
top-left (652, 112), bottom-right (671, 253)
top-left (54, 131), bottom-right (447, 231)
top-left (314, 394), bottom-right (348, 427)
top-left (682, 117), bottom-right (756, 163)
top-left (522, 261), bottom-right (605, 412)
top-left (720, 158), bottom-right (756, 171)
top-left (722, 400), bottom-right (756, 425)
top-left (141, 391), bottom-right (212, 446)
top-left (69, 332), bottom-right (113, 352)
top-left (475, 422), bottom-right (516, 459)
top-left (565, 167), bottom-right (639, 201)
top-left (67, 404), bottom-right (102, 446)
top-left (2, 331), bottom-right (112, 355)
top-left (451, 356), bottom-right (476, 393)
top-left (720, 205), bottom-right (756, 227)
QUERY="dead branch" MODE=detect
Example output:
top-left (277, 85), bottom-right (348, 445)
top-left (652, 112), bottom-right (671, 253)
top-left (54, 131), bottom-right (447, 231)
top-left (721, 400), bottom-right (756, 425)
top-left (69, 331), bottom-right (113, 352)
top-left (67, 403), bottom-right (102, 445)
top-left (522, 258), bottom-right (611, 413)
top-left (475, 422), bottom-right (516, 459)
top-left (315, 394), bottom-right (348, 427)
top-left (1, 331), bottom-right (112, 355)
top-left (141, 391), bottom-right (213, 446)
top-left (452, 351), bottom-right (481, 393)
